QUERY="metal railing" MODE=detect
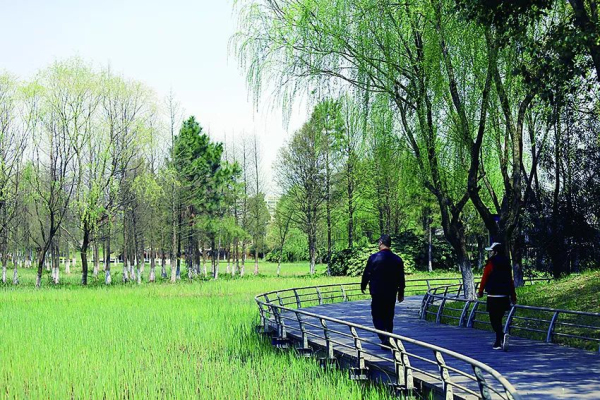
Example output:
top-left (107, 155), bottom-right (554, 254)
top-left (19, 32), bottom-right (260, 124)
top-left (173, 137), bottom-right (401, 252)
top-left (420, 283), bottom-right (600, 353)
top-left (256, 279), bottom-right (521, 400)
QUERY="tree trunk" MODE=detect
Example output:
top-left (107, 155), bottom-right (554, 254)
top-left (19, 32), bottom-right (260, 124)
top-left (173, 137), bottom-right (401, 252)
top-left (105, 231), bottom-right (112, 284)
top-left (212, 238), bottom-right (219, 279)
top-left (52, 242), bottom-right (59, 285)
top-left (233, 238), bottom-right (238, 276)
top-left (12, 256), bottom-right (18, 285)
top-left (36, 249), bottom-right (46, 288)
top-left (160, 250), bottom-right (167, 279)
top-left (457, 252), bottom-right (475, 300)
top-left (93, 242), bottom-right (100, 278)
top-left (1, 254), bottom-right (7, 284)
top-left (65, 242), bottom-right (71, 274)
top-left (226, 243), bottom-right (231, 275)
top-left (428, 226), bottom-right (433, 273)
top-left (254, 243), bottom-right (259, 275)
top-left (202, 243), bottom-right (208, 277)
top-left (149, 247), bottom-right (156, 282)
top-left (240, 240), bottom-right (246, 277)
top-left (308, 231), bottom-right (317, 275)
top-left (136, 256), bottom-right (142, 285)
top-left (170, 211), bottom-right (177, 283)
top-left (176, 218), bottom-right (181, 280)
top-left (277, 253), bottom-right (282, 277)
top-left (81, 227), bottom-right (90, 285)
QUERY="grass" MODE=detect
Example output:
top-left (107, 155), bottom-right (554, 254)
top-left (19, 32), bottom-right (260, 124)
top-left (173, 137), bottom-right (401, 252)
top-left (425, 270), bottom-right (600, 351)
top-left (517, 270), bottom-right (600, 312)
top-left (2, 262), bottom-right (447, 399)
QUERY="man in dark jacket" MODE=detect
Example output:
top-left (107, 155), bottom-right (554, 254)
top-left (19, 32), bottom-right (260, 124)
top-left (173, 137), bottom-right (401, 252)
top-left (477, 242), bottom-right (517, 351)
top-left (361, 234), bottom-right (405, 346)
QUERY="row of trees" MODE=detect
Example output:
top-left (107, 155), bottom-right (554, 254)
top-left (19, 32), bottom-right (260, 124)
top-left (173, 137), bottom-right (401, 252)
top-left (235, 0), bottom-right (600, 298)
top-left (0, 58), bottom-right (277, 287)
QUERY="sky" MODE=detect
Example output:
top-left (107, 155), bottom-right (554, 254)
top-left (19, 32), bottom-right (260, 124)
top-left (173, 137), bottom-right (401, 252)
top-left (0, 0), bottom-right (306, 194)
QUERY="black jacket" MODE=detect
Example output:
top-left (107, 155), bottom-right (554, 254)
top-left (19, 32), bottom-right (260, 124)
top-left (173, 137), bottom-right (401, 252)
top-left (361, 249), bottom-right (405, 298)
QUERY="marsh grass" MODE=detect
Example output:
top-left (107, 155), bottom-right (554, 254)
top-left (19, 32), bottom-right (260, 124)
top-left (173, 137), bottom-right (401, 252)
top-left (1, 264), bottom-right (437, 399)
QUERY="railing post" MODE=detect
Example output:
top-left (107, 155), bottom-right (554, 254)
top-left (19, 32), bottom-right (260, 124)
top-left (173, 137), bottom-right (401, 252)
top-left (459, 301), bottom-right (471, 327)
top-left (420, 294), bottom-right (433, 320)
top-left (256, 302), bottom-right (268, 332)
top-left (349, 327), bottom-right (365, 369)
top-left (434, 351), bottom-right (453, 400)
top-left (456, 283), bottom-right (463, 298)
top-left (272, 306), bottom-right (287, 339)
top-left (546, 311), bottom-right (560, 343)
top-left (472, 365), bottom-right (492, 400)
top-left (340, 285), bottom-right (348, 302)
top-left (390, 338), bottom-right (413, 392)
top-left (294, 289), bottom-right (302, 309)
top-left (504, 305), bottom-right (517, 335)
top-left (297, 313), bottom-right (309, 350)
top-left (436, 297), bottom-right (447, 324)
top-left (467, 301), bottom-right (480, 328)
top-left (276, 292), bottom-right (284, 306)
top-left (321, 318), bottom-right (334, 360)
top-left (316, 287), bottom-right (323, 305)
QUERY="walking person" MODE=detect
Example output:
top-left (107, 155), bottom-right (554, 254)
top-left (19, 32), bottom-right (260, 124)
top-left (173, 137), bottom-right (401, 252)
top-left (477, 242), bottom-right (517, 351)
top-left (361, 234), bottom-right (405, 347)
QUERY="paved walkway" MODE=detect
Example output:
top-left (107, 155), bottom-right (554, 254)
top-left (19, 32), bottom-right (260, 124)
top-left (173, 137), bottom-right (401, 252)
top-left (286, 296), bottom-right (600, 399)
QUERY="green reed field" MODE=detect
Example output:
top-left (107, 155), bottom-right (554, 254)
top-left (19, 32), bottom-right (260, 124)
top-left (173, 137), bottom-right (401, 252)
top-left (0, 262), bottom-right (404, 400)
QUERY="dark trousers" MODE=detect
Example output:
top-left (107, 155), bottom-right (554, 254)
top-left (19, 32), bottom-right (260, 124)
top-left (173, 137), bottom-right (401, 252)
top-left (487, 296), bottom-right (510, 343)
top-left (371, 295), bottom-right (396, 344)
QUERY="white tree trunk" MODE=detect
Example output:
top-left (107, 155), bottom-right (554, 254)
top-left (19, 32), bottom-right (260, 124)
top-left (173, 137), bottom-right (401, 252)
top-left (240, 245), bottom-right (246, 277)
top-left (1, 256), bottom-right (6, 284)
top-left (428, 228), bottom-right (433, 273)
top-left (53, 265), bottom-right (60, 284)
top-left (161, 255), bottom-right (167, 278)
top-left (12, 258), bottom-right (18, 285)
top-left (226, 246), bottom-right (231, 275)
top-left (130, 259), bottom-right (136, 282)
top-left (93, 252), bottom-right (99, 278)
top-left (105, 269), bottom-right (112, 285)
top-left (123, 261), bottom-right (129, 282)
top-left (65, 258), bottom-right (71, 274)
top-left (149, 253), bottom-right (155, 283)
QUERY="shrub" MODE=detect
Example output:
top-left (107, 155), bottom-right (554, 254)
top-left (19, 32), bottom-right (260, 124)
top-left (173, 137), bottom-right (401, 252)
top-left (328, 231), bottom-right (456, 276)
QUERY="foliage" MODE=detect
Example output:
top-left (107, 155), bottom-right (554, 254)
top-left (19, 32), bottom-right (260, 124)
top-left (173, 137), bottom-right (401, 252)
top-left (329, 232), bottom-right (456, 276)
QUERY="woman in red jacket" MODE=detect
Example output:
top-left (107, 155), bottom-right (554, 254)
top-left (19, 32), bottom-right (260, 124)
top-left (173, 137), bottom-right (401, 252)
top-left (477, 242), bottom-right (517, 351)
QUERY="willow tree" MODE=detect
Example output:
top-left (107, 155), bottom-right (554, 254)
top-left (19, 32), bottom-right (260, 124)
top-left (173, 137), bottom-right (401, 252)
top-left (234, 0), bottom-right (498, 297)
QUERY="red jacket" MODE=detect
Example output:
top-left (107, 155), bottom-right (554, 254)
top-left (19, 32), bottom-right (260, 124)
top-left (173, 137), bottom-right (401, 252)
top-left (478, 256), bottom-right (517, 302)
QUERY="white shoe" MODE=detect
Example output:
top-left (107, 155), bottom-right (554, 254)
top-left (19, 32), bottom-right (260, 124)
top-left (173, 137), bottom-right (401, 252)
top-left (502, 334), bottom-right (510, 352)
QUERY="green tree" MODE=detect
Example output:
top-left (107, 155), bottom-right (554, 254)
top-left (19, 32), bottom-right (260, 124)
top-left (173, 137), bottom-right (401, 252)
top-left (275, 110), bottom-right (328, 275)
top-left (172, 116), bottom-right (239, 279)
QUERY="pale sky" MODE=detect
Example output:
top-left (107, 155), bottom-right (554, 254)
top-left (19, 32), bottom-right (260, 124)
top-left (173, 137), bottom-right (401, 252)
top-left (0, 0), bottom-right (306, 194)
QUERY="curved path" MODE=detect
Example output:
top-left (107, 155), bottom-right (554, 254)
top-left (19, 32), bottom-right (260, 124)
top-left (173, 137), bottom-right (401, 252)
top-left (294, 295), bottom-right (600, 399)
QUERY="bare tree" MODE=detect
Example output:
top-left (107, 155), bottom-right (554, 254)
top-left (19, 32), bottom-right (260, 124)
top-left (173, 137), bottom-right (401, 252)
top-left (0, 73), bottom-right (28, 284)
